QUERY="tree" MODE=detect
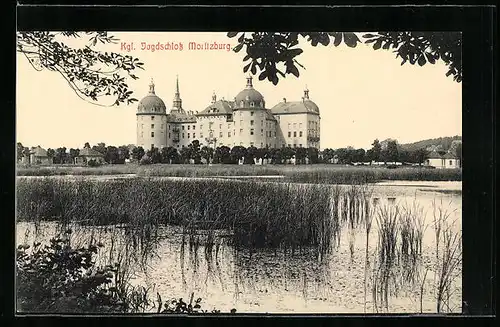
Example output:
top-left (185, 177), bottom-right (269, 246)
top-left (307, 147), bottom-right (320, 164)
top-left (145, 147), bottom-right (161, 164)
top-left (412, 148), bottom-right (429, 165)
top-left (105, 146), bottom-right (119, 164)
top-left (188, 140), bottom-right (202, 164)
top-left (54, 147), bottom-right (68, 164)
top-left (47, 148), bottom-right (55, 161)
top-left (118, 145), bottom-right (130, 163)
top-left (84, 142), bottom-right (91, 149)
top-left (369, 139), bottom-right (382, 162)
top-left (295, 147), bottom-right (307, 164)
top-left (17, 32), bottom-right (143, 106)
top-left (229, 32), bottom-right (461, 85)
top-left (131, 146), bottom-right (145, 161)
top-left (93, 143), bottom-right (107, 156)
top-left (386, 140), bottom-right (399, 163)
top-left (230, 146), bottom-right (247, 164)
top-left (321, 148), bottom-right (335, 163)
top-left (245, 146), bottom-right (258, 164)
top-left (17, 142), bottom-right (24, 162)
top-left (179, 147), bottom-right (191, 164)
top-left (214, 146), bottom-right (231, 164)
top-left (200, 146), bottom-right (214, 164)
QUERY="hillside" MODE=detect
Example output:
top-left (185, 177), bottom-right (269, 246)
top-left (399, 136), bottom-right (462, 152)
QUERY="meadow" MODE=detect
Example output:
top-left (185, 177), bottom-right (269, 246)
top-left (16, 163), bottom-right (462, 184)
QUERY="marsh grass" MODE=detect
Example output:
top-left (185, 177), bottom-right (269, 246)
top-left (432, 199), bottom-right (462, 313)
top-left (17, 178), bottom-right (336, 258)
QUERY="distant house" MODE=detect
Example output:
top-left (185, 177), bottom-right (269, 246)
top-left (425, 150), bottom-right (460, 169)
top-left (75, 147), bottom-right (105, 165)
top-left (29, 146), bottom-right (53, 165)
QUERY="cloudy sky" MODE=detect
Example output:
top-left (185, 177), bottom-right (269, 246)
top-left (16, 32), bottom-right (461, 150)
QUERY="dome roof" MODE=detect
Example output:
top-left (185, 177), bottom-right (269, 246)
top-left (234, 76), bottom-right (265, 108)
top-left (137, 79), bottom-right (167, 114)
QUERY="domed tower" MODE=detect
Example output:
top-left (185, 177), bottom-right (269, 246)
top-left (232, 75), bottom-right (277, 148)
top-left (136, 78), bottom-right (168, 150)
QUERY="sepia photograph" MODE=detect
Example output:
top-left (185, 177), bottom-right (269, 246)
top-left (16, 31), bottom-right (463, 314)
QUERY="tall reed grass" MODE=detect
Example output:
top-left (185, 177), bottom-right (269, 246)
top-left (16, 178), bottom-right (337, 258)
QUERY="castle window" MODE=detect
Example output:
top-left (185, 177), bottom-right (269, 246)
top-left (151, 132), bottom-right (155, 137)
top-left (228, 132), bottom-right (231, 138)
top-left (151, 116), bottom-right (155, 120)
top-left (188, 125), bottom-right (190, 130)
top-left (219, 124), bottom-right (222, 129)
top-left (193, 133), bottom-right (196, 138)
top-left (193, 125), bottom-right (196, 130)
top-left (182, 126), bottom-right (185, 130)
top-left (449, 160), bottom-right (453, 165)
top-left (299, 123), bottom-right (302, 128)
top-left (250, 111), bottom-right (254, 116)
top-left (151, 144), bottom-right (154, 149)
top-left (293, 144), bottom-right (297, 148)
top-left (169, 125), bottom-right (171, 130)
top-left (250, 142), bottom-right (254, 146)
top-left (200, 133), bottom-right (203, 138)
top-left (219, 132), bottom-right (223, 137)
top-left (168, 133), bottom-right (171, 138)
top-left (200, 125), bottom-right (203, 130)
top-left (188, 133), bottom-right (190, 138)
top-left (288, 123), bottom-right (291, 129)
top-left (151, 124), bottom-right (154, 129)
top-left (288, 132), bottom-right (291, 137)
top-left (182, 133), bottom-right (185, 138)
top-left (161, 124), bottom-right (163, 129)
top-left (250, 102), bottom-right (254, 107)
top-left (288, 144), bottom-right (291, 147)
top-left (293, 123), bottom-right (297, 129)
top-left (250, 129), bottom-right (254, 135)
top-left (294, 131), bottom-right (297, 137)
top-left (299, 144), bottom-right (303, 147)
top-left (141, 124), bottom-right (144, 129)
top-left (299, 131), bottom-right (303, 137)
top-left (250, 120), bottom-right (254, 126)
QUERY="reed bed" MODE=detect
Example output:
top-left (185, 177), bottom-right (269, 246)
top-left (17, 164), bottom-right (462, 183)
top-left (16, 177), bottom-right (337, 258)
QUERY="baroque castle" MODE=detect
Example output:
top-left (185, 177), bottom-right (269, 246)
top-left (136, 76), bottom-right (321, 150)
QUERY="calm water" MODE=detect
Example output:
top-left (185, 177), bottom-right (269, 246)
top-left (15, 179), bottom-right (462, 313)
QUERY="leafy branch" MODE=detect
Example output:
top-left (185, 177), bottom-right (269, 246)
top-left (17, 31), bottom-right (144, 106)
top-left (229, 32), bottom-right (461, 85)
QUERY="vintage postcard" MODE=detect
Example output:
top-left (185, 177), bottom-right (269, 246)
top-left (16, 31), bottom-right (462, 314)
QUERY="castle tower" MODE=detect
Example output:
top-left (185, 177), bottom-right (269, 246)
top-left (136, 78), bottom-right (168, 150)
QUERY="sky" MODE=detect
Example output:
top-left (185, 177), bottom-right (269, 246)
top-left (16, 32), bottom-right (462, 150)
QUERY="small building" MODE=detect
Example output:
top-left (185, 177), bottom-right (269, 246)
top-left (443, 151), bottom-right (461, 168)
top-left (425, 150), bottom-right (461, 169)
top-left (29, 146), bottom-right (52, 165)
top-left (75, 147), bottom-right (105, 165)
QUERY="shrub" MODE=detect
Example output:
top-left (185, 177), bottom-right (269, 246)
top-left (87, 159), bottom-right (101, 167)
top-left (16, 233), bottom-right (128, 313)
top-left (140, 156), bottom-right (152, 165)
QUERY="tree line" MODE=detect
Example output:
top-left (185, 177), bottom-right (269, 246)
top-left (17, 138), bottom-right (463, 166)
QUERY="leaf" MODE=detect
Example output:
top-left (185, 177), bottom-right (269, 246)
top-left (426, 52), bottom-right (436, 64)
top-left (417, 54), bottom-right (426, 66)
top-left (373, 39), bottom-right (382, 50)
top-left (227, 32), bottom-right (238, 38)
top-left (343, 33), bottom-right (360, 48)
top-left (289, 64), bottom-right (299, 77)
top-left (233, 43), bottom-right (243, 53)
top-left (258, 71), bottom-right (267, 80)
top-left (333, 33), bottom-right (342, 46)
top-left (251, 63), bottom-right (257, 75)
top-left (243, 62), bottom-right (251, 73)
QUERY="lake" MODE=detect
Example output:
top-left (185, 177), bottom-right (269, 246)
top-left (15, 177), bottom-right (462, 313)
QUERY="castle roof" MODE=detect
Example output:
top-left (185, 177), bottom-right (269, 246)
top-left (271, 88), bottom-right (320, 115)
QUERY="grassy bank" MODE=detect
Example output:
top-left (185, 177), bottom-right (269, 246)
top-left (17, 164), bottom-right (462, 183)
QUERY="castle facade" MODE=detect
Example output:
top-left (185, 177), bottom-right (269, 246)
top-left (136, 76), bottom-right (321, 150)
